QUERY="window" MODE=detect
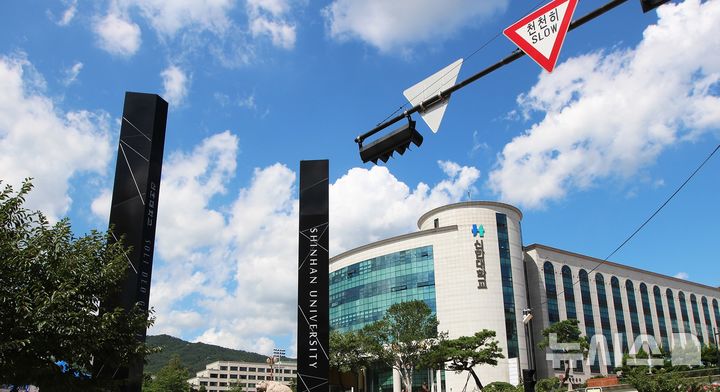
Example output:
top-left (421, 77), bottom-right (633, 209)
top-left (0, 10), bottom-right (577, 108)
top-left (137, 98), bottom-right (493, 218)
top-left (240, 367), bottom-right (247, 371)
top-left (626, 280), bottom-right (641, 339)
top-left (653, 286), bottom-right (670, 349)
top-left (611, 277), bottom-right (628, 353)
top-left (544, 261), bottom-right (559, 324)
top-left (679, 292), bottom-right (691, 333)
top-left (230, 374), bottom-right (238, 379)
top-left (248, 367), bottom-right (256, 372)
top-left (220, 366), bottom-right (228, 370)
top-left (667, 289), bottom-right (680, 333)
top-left (210, 374), bottom-right (218, 378)
top-left (690, 294), bottom-right (704, 344)
top-left (496, 213), bottom-right (518, 359)
top-left (580, 269), bottom-right (599, 373)
top-left (433, 218), bottom-right (439, 228)
top-left (640, 283), bottom-right (655, 345)
top-left (258, 376), bottom-right (265, 380)
top-left (596, 274), bottom-right (614, 369)
top-left (562, 266), bottom-right (577, 320)
top-left (230, 366), bottom-right (238, 371)
top-left (240, 375), bottom-right (247, 380)
top-left (702, 297), bottom-right (715, 345)
top-left (249, 375), bottom-right (256, 380)
top-left (219, 374), bottom-right (228, 379)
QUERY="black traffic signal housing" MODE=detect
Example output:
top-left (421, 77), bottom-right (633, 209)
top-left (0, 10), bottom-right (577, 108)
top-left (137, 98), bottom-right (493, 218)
top-left (359, 118), bottom-right (423, 164)
top-left (640, 0), bottom-right (671, 12)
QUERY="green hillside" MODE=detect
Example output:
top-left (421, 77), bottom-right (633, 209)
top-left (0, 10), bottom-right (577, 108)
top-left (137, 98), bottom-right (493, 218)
top-left (144, 334), bottom-right (270, 375)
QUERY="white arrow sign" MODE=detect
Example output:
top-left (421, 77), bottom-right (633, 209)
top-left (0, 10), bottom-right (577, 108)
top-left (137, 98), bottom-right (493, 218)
top-left (403, 58), bottom-right (463, 133)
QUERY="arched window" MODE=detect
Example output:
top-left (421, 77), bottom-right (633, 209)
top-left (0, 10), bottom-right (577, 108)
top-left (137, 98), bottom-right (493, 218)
top-left (653, 286), bottom-right (669, 349)
top-left (611, 277), bottom-right (628, 353)
top-left (580, 270), bottom-right (600, 373)
top-left (595, 274), bottom-right (614, 369)
top-left (701, 297), bottom-right (714, 345)
top-left (544, 261), bottom-right (559, 324)
top-left (640, 283), bottom-right (656, 342)
top-left (690, 294), bottom-right (704, 344)
top-left (562, 266), bottom-right (577, 320)
top-left (626, 280), bottom-right (641, 339)
top-left (667, 289), bottom-right (679, 333)
top-left (679, 292), bottom-right (691, 333)
top-left (713, 299), bottom-right (720, 338)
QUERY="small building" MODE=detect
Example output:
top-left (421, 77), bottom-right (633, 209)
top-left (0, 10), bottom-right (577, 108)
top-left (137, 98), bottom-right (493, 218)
top-left (188, 360), bottom-right (297, 392)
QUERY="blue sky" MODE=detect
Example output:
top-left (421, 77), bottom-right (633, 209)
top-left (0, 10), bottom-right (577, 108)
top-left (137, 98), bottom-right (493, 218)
top-left (1, 0), bottom-right (718, 357)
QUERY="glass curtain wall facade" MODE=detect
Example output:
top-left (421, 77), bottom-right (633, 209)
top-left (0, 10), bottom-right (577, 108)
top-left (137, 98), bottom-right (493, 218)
top-left (497, 213), bottom-right (518, 359)
top-left (544, 262), bottom-right (559, 324)
top-left (611, 277), bottom-right (628, 353)
top-left (653, 286), bottom-right (670, 350)
top-left (329, 246), bottom-right (436, 332)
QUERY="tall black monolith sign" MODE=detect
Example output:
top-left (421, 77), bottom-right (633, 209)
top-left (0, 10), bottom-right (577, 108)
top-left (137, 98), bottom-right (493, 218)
top-left (97, 92), bottom-right (167, 389)
top-left (297, 160), bottom-right (329, 392)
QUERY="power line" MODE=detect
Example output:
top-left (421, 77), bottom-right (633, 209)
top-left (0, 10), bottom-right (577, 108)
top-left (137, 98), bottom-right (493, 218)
top-left (540, 142), bottom-right (720, 308)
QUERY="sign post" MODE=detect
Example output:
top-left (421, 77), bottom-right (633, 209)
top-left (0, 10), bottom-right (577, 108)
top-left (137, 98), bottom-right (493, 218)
top-left (503, 0), bottom-right (579, 73)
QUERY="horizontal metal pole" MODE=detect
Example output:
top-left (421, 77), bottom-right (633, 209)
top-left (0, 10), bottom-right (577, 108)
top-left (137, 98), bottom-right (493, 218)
top-left (355, 0), bottom-right (629, 146)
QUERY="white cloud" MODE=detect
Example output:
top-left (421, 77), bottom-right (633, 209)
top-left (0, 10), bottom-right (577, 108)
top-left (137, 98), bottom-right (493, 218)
top-left (330, 161), bottom-right (480, 253)
top-left (161, 65), bottom-right (190, 107)
top-left (57, 0), bottom-right (78, 26)
top-left (122, 0), bottom-right (234, 37)
top-left (0, 54), bottom-right (112, 221)
top-left (673, 272), bottom-right (689, 280)
top-left (93, 12), bottom-right (142, 57)
top-left (133, 131), bottom-right (479, 352)
top-left (488, 0), bottom-right (720, 209)
top-left (322, 0), bottom-right (508, 53)
top-left (62, 61), bottom-right (83, 86)
top-left (250, 17), bottom-right (296, 49)
top-left (90, 187), bottom-right (112, 223)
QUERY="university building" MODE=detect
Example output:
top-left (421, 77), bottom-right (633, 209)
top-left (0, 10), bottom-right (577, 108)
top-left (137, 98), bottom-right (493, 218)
top-left (187, 360), bottom-right (297, 392)
top-left (329, 201), bottom-right (720, 391)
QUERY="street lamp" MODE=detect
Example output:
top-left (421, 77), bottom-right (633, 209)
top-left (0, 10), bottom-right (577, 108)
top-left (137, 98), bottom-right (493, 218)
top-left (521, 308), bottom-right (536, 392)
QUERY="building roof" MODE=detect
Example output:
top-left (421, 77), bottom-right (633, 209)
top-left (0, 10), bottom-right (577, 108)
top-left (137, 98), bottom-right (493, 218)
top-left (525, 243), bottom-right (719, 292)
top-left (417, 201), bottom-right (523, 229)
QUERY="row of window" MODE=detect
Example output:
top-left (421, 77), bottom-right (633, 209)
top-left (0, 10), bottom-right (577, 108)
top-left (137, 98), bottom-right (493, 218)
top-left (497, 213), bottom-right (519, 359)
top-left (544, 262), bottom-right (720, 372)
top-left (204, 374), bottom-right (295, 381)
top-left (214, 366), bottom-right (295, 374)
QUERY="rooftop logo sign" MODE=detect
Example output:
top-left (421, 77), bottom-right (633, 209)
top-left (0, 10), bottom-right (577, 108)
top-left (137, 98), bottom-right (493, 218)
top-left (472, 224), bottom-right (485, 237)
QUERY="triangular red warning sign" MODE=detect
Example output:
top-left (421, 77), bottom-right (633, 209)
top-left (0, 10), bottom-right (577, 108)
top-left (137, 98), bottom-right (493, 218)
top-left (503, 0), bottom-right (578, 73)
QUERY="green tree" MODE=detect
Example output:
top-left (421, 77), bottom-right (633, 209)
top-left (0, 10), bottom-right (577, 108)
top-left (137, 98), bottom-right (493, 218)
top-left (423, 330), bottom-right (504, 390)
top-left (145, 356), bottom-right (191, 392)
top-left (288, 376), bottom-right (297, 392)
top-left (481, 381), bottom-right (519, 392)
top-left (0, 180), bottom-right (154, 390)
top-left (537, 319), bottom-right (589, 389)
top-left (361, 300), bottom-right (444, 392)
top-left (227, 382), bottom-right (244, 392)
top-left (330, 329), bottom-right (372, 390)
top-left (533, 377), bottom-right (560, 392)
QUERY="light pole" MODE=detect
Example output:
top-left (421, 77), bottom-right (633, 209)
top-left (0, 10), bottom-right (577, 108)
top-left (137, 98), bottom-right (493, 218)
top-left (521, 308), bottom-right (535, 392)
top-left (714, 328), bottom-right (719, 369)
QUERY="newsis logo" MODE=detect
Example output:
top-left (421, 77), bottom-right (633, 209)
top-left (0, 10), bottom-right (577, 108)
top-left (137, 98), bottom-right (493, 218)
top-left (472, 224), bottom-right (487, 289)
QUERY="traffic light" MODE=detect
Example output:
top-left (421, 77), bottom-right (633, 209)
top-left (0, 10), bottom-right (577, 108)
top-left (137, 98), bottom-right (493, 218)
top-left (359, 118), bottom-right (423, 164)
top-left (640, 0), bottom-right (671, 12)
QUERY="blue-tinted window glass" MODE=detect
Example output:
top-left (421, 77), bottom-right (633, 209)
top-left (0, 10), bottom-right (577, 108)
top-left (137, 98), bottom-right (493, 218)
top-left (667, 289), bottom-right (680, 334)
top-left (626, 280), bottom-right (641, 340)
top-left (640, 283), bottom-right (656, 345)
top-left (595, 274), bottom-right (614, 369)
top-left (653, 286), bottom-right (669, 350)
top-left (496, 213), bottom-right (518, 359)
top-left (579, 269), bottom-right (599, 373)
top-left (562, 266), bottom-right (577, 321)
top-left (679, 292), bottom-right (691, 334)
top-left (690, 294), bottom-right (704, 344)
top-left (611, 277), bottom-right (628, 353)
top-left (713, 299), bottom-right (720, 340)
top-left (544, 262), bottom-right (559, 324)
top-left (701, 297), bottom-right (714, 345)
top-left (329, 246), bottom-right (436, 332)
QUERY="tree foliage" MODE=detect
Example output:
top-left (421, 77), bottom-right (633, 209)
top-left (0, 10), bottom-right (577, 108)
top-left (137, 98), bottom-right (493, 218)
top-left (423, 330), bottom-right (504, 390)
top-left (143, 356), bottom-right (192, 392)
top-left (537, 319), bottom-right (589, 388)
top-left (330, 329), bottom-right (372, 389)
top-left (361, 300), bottom-right (443, 392)
top-left (0, 180), bottom-right (154, 390)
